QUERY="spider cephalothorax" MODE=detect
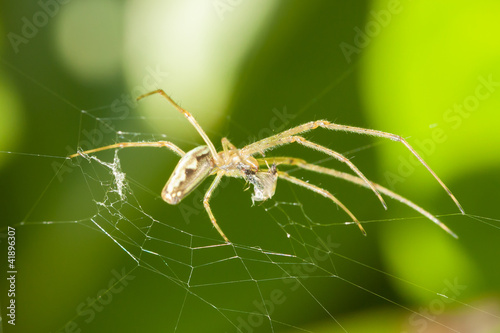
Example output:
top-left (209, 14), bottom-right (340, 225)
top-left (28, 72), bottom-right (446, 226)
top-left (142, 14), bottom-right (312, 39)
top-left (71, 89), bottom-right (464, 243)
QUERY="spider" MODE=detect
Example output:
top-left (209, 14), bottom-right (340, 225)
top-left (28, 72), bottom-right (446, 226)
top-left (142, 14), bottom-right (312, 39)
top-left (70, 89), bottom-right (464, 243)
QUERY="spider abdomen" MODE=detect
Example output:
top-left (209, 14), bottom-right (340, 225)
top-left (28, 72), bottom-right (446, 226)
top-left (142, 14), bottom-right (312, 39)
top-left (161, 146), bottom-right (215, 205)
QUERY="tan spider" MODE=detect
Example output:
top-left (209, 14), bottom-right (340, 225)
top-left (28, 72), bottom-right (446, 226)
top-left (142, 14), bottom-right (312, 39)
top-left (70, 89), bottom-right (464, 242)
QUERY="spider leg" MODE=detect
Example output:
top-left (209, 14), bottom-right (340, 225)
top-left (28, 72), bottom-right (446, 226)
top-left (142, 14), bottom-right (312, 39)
top-left (137, 89), bottom-right (220, 163)
top-left (221, 137), bottom-right (237, 152)
top-left (246, 135), bottom-right (387, 210)
top-left (203, 171), bottom-right (230, 243)
top-left (277, 170), bottom-right (366, 235)
top-left (241, 120), bottom-right (463, 214)
top-left (69, 141), bottom-right (185, 158)
top-left (258, 157), bottom-right (457, 238)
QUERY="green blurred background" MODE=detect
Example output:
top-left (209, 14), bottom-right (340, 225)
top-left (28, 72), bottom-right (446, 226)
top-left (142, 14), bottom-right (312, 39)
top-left (1, 0), bottom-right (499, 332)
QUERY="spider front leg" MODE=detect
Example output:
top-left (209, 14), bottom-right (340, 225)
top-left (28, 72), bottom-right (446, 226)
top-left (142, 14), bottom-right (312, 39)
top-left (244, 135), bottom-right (388, 210)
top-left (242, 120), bottom-right (463, 214)
top-left (203, 171), bottom-right (230, 243)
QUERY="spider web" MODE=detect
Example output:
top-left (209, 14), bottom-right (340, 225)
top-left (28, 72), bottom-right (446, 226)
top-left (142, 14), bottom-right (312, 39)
top-left (8, 99), bottom-right (499, 333)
